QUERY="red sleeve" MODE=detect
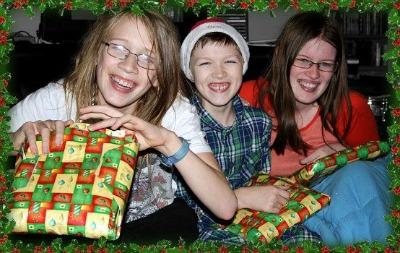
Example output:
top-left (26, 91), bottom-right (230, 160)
top-left (337, 91), bottom-right (380, 146)
top-left (239, 79), bottom-right (259, 107)
top-left (239, 79), bottom-right (276, 115)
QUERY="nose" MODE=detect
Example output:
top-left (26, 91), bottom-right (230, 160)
top-left (212, 64), bottom-right (227, 79)
top-left (118, 54), bottom-right (139, 73)
top-left (306, 63), bottom-right (320, 79)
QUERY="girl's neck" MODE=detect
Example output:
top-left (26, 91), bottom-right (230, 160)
top-left (295, 102), bottom-right (319, 129)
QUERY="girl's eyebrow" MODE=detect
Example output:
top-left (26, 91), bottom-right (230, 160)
top-left (296, 54), bottom-right (335, 62)
top-left (106, 38), bottom-right (154, 55)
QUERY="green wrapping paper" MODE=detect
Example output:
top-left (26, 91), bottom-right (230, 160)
top-left (285, 141), bottom-right (390, 184)
top-left (7, 123), bottom-right (139, 240)
top-left (222, 172), bottom-right (330, 244)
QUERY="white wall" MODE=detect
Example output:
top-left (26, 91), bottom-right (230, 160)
top-left (248, 9), bottom-right (296, 45)
top-left (10, 8), bottom-right (41, 38)
top-left (10, 8), bottom-right (96, 43)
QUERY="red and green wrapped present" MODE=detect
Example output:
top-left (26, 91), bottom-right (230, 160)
top-left (8, 123), bottom-right (139, 240)
top-left (285, 141), bottom-right (390, 184)
top-left (223, 172), bottom-right (330, 244)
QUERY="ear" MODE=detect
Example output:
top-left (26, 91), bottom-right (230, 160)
top-left (274, 46), bottom-right (279, 56)
top-left (151, 76), bottom-right (158, 87)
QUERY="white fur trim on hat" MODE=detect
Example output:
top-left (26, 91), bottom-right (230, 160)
top-left (180, 20), bottom-right (250, 81)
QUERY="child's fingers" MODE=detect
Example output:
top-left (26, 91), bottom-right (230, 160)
top-left (39, 127), bottom-right (51, 154)
top-left (87, 118), bottom-right (117, 131)
top-left (274, 185), bottom-right (290, 199)
top-left (79, 106), bottom-right (123, 120)
top-left (79, 112), bottom-right (110, 121)
top-left (54, 121), bottom-right (67, 146)
top-left (24, 127), bottom-right (39, 155)
top-left (277, 196), bottom-right (289, 206)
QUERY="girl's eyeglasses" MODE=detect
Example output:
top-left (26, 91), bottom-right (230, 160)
top-left (293, 58), bottom-right (337, 72)
top-left (102, 42), bottom-right (156, 70)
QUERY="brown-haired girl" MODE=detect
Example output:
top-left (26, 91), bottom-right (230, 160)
top-left (240, 11), bottom-right (392, 246)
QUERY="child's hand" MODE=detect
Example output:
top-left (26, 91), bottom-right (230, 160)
top-left (235, 184), bottom-right (290, 213)
top-left (79, 105), bottom-right (124, 122)
top-left (300, 143), bottom-right (347, 165)
top-left (12, 119), bottom-right (72, 155)
top-left (79, 105), bottom-right (171, 152)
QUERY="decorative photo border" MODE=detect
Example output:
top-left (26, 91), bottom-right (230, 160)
top-left (0, 1), bottom-right (399, 252)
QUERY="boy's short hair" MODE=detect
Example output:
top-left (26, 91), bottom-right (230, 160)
top-left (193, 32), bottom-right (239, 52)
top-left (181, 18), bottom-right (250, 81)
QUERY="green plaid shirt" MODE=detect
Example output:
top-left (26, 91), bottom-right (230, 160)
top-left (175, 93), bottom-right (272, 242)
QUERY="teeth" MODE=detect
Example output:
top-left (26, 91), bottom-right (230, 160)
top-left (210, 84), bottom-right (228, 91)
top-left (112, 76), bottom-right (133, 89)
top-left (301, 82), bottom-right (317, 89)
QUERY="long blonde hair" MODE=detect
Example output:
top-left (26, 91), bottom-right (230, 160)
top-left (64, 9), bottom-right (192, 126)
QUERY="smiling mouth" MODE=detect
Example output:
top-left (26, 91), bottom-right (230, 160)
top-left (299, 80), bottom-right (317, 91)
top-left (209, 83), bottom-right (229, 92)
top-left (111, 75), bottom-right (134, 89)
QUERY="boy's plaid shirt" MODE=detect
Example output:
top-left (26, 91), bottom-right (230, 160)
top-left (175, 93), bottom-right (272, 242)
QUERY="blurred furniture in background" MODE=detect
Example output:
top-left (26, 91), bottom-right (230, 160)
top-left (8, 9), bottom-right (390, 141)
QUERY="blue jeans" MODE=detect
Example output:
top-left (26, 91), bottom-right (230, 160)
top-left (303, 155), bottom-right (393, 246)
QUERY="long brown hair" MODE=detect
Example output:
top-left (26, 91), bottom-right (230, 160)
top-left (257, 11), bottom-right (351, 155)
top-left (64, 9), bottom-right (192, 126)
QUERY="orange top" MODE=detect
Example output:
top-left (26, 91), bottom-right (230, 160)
top-left (239, 79), bottom-right (380, 176)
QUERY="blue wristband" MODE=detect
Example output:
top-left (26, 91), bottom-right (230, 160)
top-left (160, 137), bottom-right (190, 167)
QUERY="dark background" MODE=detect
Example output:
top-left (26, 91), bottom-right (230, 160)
top-left (8, 10), bottom-right (390, 140)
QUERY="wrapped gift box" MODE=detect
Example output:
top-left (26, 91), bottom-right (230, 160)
top-left (222, 172), bottom-right (330, 244)
top-left (8, 123), bottom-right (139, 240)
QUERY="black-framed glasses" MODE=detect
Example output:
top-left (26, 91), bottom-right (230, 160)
top-left (293, 58), bottom-right (337, 72)
top-left (102, 42), bottom-right (156, 70)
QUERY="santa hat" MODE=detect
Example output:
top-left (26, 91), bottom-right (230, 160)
top-left (180, 17), bottom-right (250, 81)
